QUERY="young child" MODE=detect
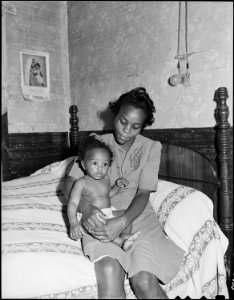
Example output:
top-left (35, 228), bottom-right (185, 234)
top-left (32, 63), bottom-right (44, 86)
top-left (67, 134), bottom-right (141, 251)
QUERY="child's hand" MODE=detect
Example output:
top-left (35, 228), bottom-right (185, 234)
top-left (70, 223), bottom-right (83, 240)
top-left (116, 178), bottom-right (129, 188)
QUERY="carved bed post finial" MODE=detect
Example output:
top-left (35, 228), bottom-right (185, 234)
top-left (69, 105), bottom-right (79, 154)
top-left (214, 87), bottom-right (233, 285)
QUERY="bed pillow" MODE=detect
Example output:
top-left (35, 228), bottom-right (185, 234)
top-left (2, 156), bottom-right (77, 197)
top-left (30, 156), bottom-right (76, 177)
top-left (149, 179), bottom-right (215, 251)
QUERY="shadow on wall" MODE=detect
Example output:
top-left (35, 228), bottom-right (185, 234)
top-left (97, 107), bottom-right (114, 131)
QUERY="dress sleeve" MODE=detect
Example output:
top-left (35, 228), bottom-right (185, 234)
top-left (138, 141), bottom-right (162, 191)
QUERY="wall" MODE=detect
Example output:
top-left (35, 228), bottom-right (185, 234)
top-left (67, 1), bottom-right (233, 130)
top-left (3, 1), bottom-right (70, 133)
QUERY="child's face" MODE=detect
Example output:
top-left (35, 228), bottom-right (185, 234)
top-left (82, 148), bottom-right (111, 180)
top-left (35, 64), bottom-right (40, 70)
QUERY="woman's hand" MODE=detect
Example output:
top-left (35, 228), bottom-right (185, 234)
top-left (91, 216), bottom-right (127, 242)
top-left (81, 203), bottom-right (107, 233)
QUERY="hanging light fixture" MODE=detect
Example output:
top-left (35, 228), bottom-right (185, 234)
top-left (169, 1), bottom-right (191, 87)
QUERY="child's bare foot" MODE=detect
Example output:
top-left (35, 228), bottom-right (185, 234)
top-left (122, 231), bottom-right (141, 251)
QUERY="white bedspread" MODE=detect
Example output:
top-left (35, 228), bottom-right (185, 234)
top-left (2, 157), bottom-right (229, 298)
top-left (150, 181), bottom-right (229, 298)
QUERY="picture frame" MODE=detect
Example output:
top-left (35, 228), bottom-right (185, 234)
top-left (20, 49), bottom-right (50, 102)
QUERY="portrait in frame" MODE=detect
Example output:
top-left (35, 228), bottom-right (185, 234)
top-left (20, 50), bottom-right (50, 102)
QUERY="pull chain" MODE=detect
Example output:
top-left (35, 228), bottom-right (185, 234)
top-left (185, 1), bottom-right (189, 76)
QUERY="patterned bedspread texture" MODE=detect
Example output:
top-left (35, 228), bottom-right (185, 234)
top-left (2, 157), bottom-right (229, 299)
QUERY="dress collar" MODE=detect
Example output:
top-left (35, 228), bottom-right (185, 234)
top-left (114, 134), bottom-right (141, 153)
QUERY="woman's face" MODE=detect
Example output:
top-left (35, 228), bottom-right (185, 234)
top-left (114, 104), bottom-right (146, 147)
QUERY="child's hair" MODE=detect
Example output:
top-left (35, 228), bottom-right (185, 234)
top-left (108, 87), bottom-right (156, 128)
top-left (78, 134), bottom-right (114, 165)
top-left (35, 63), bottom-right (40, 68)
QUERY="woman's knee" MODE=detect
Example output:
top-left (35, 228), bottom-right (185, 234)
top-left (130, 271), bottom-right (155, 293)
top-left (94, 257), bottom-right (126, 298)
top-left (95, 257), bottom-right (125, 289)
top-left (95, 256), bottom-right (124, 278)
top-left (130, 271), bottom-right (168, 298)
top-left (133, 271), bottom-right (166, 294)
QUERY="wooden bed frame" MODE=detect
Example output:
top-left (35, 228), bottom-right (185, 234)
top-left (68, 87), bottom-right (233, 294)
top-left (2, 87), bottom-right (233, 293)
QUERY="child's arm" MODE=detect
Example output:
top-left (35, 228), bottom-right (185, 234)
top-left (109, 177), bottom-right (129, 198)
top-left (67, 179), bottom-right (85, 240)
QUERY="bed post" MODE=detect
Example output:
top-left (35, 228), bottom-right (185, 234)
top-left (69, 105), bottom-right (79, 154)
top-left (214, 87), bottom-right (233, 291)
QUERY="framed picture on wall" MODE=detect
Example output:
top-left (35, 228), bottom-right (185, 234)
top-left (20, 50), bottom-right (50, 102)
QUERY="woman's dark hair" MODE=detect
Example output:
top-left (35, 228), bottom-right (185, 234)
top-left (78, 134), bottom-right (114, 165)
top-left (108, 87), bottom-right (156, 128)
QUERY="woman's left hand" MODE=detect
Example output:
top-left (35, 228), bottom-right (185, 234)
top-left (90, 216), bottom-right (126, 242)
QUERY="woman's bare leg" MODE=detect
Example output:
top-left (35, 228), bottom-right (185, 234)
top-left (94, 256), bottom-right (126, 299)
top-left (130, 271), bottom-right (168, 299)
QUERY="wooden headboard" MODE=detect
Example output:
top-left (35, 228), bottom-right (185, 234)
top-left (2, 87), bottom-right (233, 291)
top-left (68, 88), bottom-right (232, 219)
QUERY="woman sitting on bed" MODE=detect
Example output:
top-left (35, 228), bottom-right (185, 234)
top-left (63, 87), bottom-right (185, 299)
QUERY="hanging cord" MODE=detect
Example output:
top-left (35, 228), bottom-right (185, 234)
top-left (185, 1), bottom-right (189, 75)
top-left (185, 1), bottom-right (188, 56)
top-left (177, 1), bottom-right (181, 76)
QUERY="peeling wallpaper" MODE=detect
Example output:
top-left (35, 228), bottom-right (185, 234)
top-left (2, 1), bottom-right (233, 133)
top-left (68, 1), bottom-right (233, 130)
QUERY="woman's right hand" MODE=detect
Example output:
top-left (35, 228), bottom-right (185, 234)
top-left (80, 201), bottom-right (107, 233)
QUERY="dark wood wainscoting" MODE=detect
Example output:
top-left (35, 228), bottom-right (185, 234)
top-left (75, 127), bottom-right (233, 171)
top-left (2, 132), bottom-right (71, 181)
top-left (2, 127), bottom-right (233, 186)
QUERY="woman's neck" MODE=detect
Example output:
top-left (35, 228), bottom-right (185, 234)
top-left (119, 137), bottom-right (135, 152)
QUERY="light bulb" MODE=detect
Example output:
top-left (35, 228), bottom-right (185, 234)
top-left (169, 74), bottom-right (182, 86)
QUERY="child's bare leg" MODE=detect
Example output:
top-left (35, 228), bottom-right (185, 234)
top-left (112, 232), bottom-right (141, 250)
top-left (121, 230), bottom-right (141, 251)
top-left (112, 236), bottom-right (125, 247)
top-left (110, 221), bottom-right (131, 248)
top-left (112, 230), bottom-right (141, 251)
top-left (112, 210), bottom-right (141, 251)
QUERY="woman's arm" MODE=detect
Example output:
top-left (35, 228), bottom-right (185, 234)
top-left (91, 188), bottom-right (150, 242)
top-left (121, 188), bottom-right (150, 228)
top-left (80, 200), bottom-right (107, 229)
